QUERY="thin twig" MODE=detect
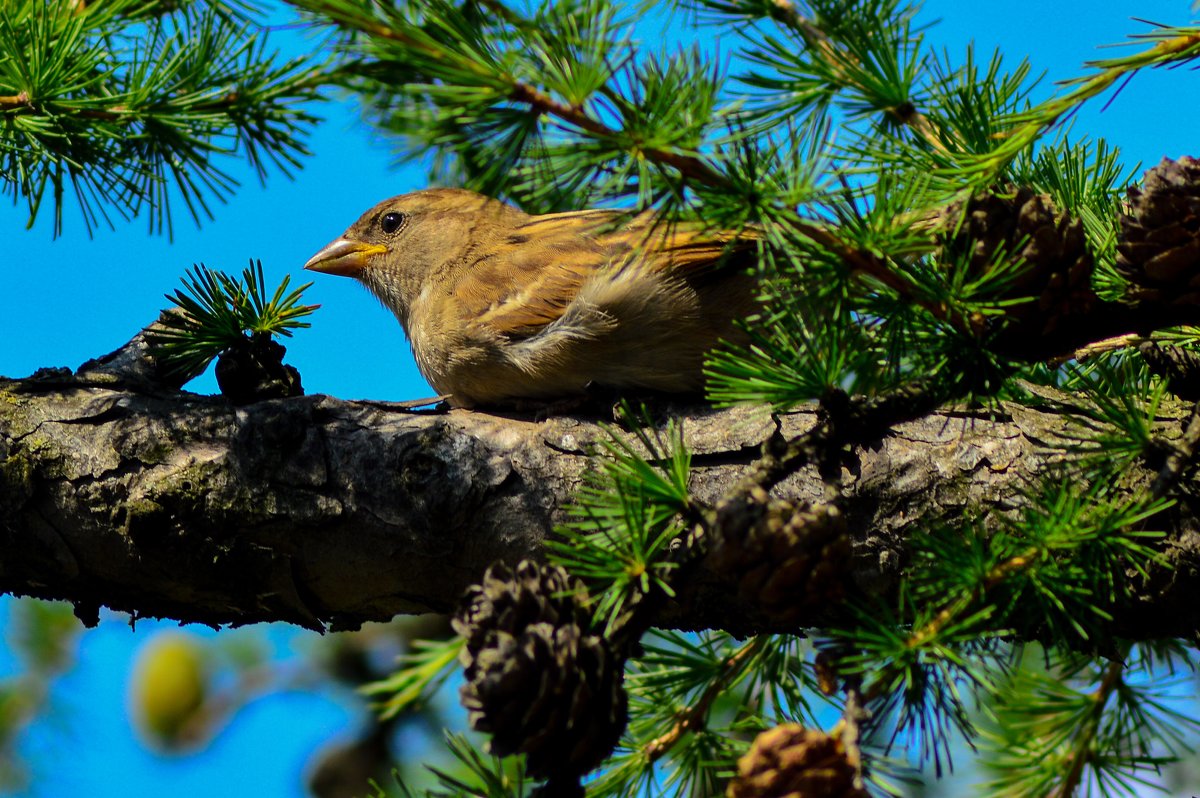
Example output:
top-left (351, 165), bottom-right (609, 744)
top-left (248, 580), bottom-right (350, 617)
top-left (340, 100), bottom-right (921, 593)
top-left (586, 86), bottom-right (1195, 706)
top-left (0, 91), bottom-right (32, 107)
top-left (1055, 657), bottom-right (1126, 798)
top-left (506, 83), bottom-right (730, 187)
top-left (830, 682), bottom-right (869, 791)
top-left (901, 547), bottom-right (1036, 655)
top-left (818, 545), bottom-right (1040, 715)
top-left (643, 636), bottom-right (766, 762)
top-left (0, 92), bottom-right (259, 123)
top-left (1051, 333), bottom-right (1146, 367)
top-left (964, 31), bottom-right (1200, 181)
top-left (767, 0), bottom-right (953, 156)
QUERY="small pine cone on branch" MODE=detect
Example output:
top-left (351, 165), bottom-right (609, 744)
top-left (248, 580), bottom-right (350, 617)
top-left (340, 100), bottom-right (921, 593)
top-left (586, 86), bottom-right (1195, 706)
top-left (938, 187), bottom-right (1097, 353)
top-left (453, 559), bottom-right (589, 648)
top-left (708, 488), bottom-right (852, 625)
top-left (214, 332), bottom-right (303, 405)
top-left (1138, 340), bottom-right (1200, 402)
top-left (1116, 156), bottom-right (1200, 303)
top-left (452, 561), bottom-right (627, 788)
top-left (728, 724), bottom-right (868, 798)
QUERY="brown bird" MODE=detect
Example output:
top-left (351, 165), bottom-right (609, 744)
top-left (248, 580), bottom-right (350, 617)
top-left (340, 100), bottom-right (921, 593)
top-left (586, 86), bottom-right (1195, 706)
top-left (304, 188), bottom-right (759, 407)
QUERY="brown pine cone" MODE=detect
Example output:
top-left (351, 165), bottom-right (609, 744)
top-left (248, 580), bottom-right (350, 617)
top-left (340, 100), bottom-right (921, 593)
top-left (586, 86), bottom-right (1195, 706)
top-left (214, 332), bottom-right (303, 405)
top-left (939, 187), bottom-right (1097, 351)
top-left (453, 561), bottom-right (589, 657)
top-left (708, 488), bottom-right (851, 625)
top-left (1138, 340), bottom-right (1200, 402)
top-left (453, 561), bottom-right (627, 786)
top-left (728, 724), bottom-right (868, 798)
top-left (1116, 156), bottom-right (1200, 303)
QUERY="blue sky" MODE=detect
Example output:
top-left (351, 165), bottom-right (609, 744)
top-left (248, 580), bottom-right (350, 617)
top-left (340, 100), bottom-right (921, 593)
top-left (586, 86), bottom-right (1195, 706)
top-left (2, 1), bottom-right (1200, 796)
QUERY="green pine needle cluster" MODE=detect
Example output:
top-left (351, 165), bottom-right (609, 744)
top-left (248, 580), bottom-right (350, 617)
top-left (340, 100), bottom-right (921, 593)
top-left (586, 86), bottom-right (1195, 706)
top-left (0, 0), bottom-right (318, 236)
top-left (362, 635), bottom-right (464, 721)
top-left (149, 260), bottom-right (316, 380)
top-left (391, 733), bottom-right (530, 798)
top-left (981, 644), bottom-right (1200, 797)
top-left (812, 475), bottom-right (1173, 776)
top-left (548, 405), bottom-right (693, 638)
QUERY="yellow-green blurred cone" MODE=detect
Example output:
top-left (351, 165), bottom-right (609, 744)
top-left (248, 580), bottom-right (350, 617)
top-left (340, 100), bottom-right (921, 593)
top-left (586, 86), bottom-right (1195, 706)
top-left (129, 632), bottom-right (209, 751)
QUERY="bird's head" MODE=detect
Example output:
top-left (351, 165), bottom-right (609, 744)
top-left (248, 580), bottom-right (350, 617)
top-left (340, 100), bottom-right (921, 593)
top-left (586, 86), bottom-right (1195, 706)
top-left (303, 188), bottom-right (523, 328)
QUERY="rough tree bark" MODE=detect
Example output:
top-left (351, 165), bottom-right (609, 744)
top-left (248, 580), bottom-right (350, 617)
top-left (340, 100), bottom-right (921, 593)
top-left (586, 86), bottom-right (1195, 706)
top-left (2, 331), bottom-right (1199, 638)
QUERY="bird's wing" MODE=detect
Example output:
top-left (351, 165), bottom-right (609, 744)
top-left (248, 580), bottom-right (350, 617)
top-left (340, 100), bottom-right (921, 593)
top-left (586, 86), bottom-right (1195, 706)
top-left (451, 210), bottom-right (756, 341)
top-left (586, 212), bottom-right (759, 279)
top-left (449, 210), bottom-right (617, 341)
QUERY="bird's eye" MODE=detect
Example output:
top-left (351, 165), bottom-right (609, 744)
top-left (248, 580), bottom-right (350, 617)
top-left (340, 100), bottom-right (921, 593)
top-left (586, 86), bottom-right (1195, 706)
top-left (380, 211), bottom-right (407, 234)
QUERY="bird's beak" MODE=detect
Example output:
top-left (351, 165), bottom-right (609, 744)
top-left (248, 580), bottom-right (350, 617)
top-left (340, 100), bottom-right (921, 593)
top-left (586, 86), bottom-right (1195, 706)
top-left (303, 238), bottom-right (389, 278)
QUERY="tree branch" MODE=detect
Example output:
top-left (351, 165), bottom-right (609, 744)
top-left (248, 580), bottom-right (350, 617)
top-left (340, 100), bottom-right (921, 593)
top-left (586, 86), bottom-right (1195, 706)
top-left (3, 349), bottom-right (1200, 638)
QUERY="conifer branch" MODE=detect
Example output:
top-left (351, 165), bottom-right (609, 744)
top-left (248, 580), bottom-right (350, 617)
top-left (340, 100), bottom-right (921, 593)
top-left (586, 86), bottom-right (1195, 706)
top-left (765, 0), bottom-right (952, 155)
top-left (1055, 656), bottom-right (1127, 798)
top-left (825, 545), bottom-right (1041, 723)
top-left (964, 28), bottom-right (1200, 180)
top-left (302, 0), bottom-right (734, 189)
top-left (1053, 334), bottom-right (1146, 366)
top-left (829, 683), bottom-right (868, 790)
top-left (901, 547), bottom-right (1037, 656)
top-left (2, 91), bottom-right (261, 123)
top-left (1, 2), bottom-right (319, 234)
top-left (0, 90), bottom-right (31, 108)
top-left (506, 81), bottom-right (732, 188)
top-left (643, 636), bottom-right (766, 762)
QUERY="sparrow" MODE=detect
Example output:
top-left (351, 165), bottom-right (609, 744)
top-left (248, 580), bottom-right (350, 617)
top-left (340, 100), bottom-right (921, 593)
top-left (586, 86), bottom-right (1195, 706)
top-left (304, 188), bottom-right (759, 407)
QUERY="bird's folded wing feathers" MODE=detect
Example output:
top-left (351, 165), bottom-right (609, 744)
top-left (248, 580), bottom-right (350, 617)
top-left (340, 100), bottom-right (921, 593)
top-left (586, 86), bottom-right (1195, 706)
top-left (456, 210), bottom-right (756, 342)
top-left (474, 262), bottom-right (597, 340)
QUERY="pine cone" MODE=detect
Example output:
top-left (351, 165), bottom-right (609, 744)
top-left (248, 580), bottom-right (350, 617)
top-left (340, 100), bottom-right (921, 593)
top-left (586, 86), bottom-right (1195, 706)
top-left (453, 560), bottom-right (589, 651)
top-left (728, 724), bottom-right (867, 798)
top-left (1138, 340), bottom-right (1200, 401)
top-left (1116, 156), bottom-right (1200, 303)
top-left (939, 187), bottom-right (1096, 351)
top-left (708, 488), bottom-right (851, 625)
top-left (453, 561), bottom-right (627, 785)
top-left (214, 332), bottom-right (303, 405)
